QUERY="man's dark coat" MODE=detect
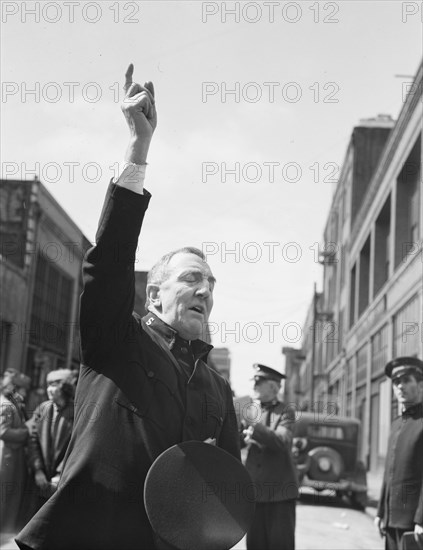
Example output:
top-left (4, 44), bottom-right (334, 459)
top-left (16, 183), bottom-right (240, 550)
top-left (377, 404), bottom-right (423, 529)
top-left (28, 400), bottom-right (74, 481)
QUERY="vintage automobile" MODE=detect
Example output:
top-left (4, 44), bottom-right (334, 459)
top-left (292, 412), bottom-right (368, 509)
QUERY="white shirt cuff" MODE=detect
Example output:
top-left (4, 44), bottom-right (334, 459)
top-left (114, 162), bottom-right (147, 194)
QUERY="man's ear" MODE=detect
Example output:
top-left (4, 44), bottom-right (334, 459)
top-left (147, 283), bottom-right (161, 309)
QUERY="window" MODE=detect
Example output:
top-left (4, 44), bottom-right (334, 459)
top-left (358, 236), bottom-right (371, 317)
top-left (0, 181), bottom-right (32, 268)
top-left (356, 344), bottom-right (367, 387)
top-left (378, 379), bottom-right (391, 458)
top-left (371, 324), bottom-right (388, 376)
top-left (29, 253), bottom-right (73, 356)
top-left (307, 425), bottom-right (344, 440)
top-left (374, 195), bottom-right (391, 295)
top-left (393, 295), bottom-right (421, 357)
top-left (349, 264), bottom-right (356, 327)
top-left (394, 135), bottom-right (421, 267)
top-left (0, 321), bottom-right (13, 372)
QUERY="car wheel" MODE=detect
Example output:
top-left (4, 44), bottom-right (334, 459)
top-left (308, 446), bottom-right (344, 482)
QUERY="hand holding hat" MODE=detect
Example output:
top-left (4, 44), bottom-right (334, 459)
top-left (144, 441), bottom-right (255, 550)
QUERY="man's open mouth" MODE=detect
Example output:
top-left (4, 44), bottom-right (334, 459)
top-left (189, 306), bottom-right (204, 314)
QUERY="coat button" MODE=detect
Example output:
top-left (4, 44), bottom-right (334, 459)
top-left (186, 416), bottom-right (193, 426)
top-left (147, 371), bottom-right (154, 378)
top-left (181, 347), bottom-right (188, 354)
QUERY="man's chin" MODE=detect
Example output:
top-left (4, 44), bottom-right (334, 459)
top-left (180, 321), bottom-right (207, 341)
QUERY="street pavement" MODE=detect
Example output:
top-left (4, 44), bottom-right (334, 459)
top-left (231, 491), bottom-right (382, 550)
top-left (231, 498), bottom-right (382, 549)
top-left (295, 492), bottom-right (383, 550)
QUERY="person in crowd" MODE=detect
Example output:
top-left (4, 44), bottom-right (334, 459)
top-left (242, 363), bottom-right (298, 550)
top-left (0, 369), bottom-right (31, 533)
top-left (16, 65), bottom-right (239, 550)
top-left (375, 356), bottom-right (423, 550)
top-left (13, 373), bottom-right (31, 422)
top-left (27, 369), bottom-right (75, 511)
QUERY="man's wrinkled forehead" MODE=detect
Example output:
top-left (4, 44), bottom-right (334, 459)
top-left (167, 252), bottom-right (215, 281)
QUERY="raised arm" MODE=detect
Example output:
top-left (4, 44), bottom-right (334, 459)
top-left (79, 65), bottom-right (157, 367)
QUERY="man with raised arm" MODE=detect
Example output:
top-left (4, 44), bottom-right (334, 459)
top-left (16, 65), bottom-right (240, 550)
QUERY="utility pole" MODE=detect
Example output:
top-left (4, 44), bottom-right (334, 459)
top-left (310, 282), bottom-right (317, 413)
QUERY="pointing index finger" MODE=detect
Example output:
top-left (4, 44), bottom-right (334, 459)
top-left (124, 63), bottom-right (134, 93)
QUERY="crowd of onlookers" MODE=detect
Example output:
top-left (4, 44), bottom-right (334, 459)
top-left (0, 367), bottom-right (78, 535)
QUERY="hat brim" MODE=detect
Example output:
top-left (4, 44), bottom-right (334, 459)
top-left (385, 357), bottom-right (423, 378)
top-left (144, 441), bottom-right (255, 550)
top-left (252, 375), bottom-right (286, 382)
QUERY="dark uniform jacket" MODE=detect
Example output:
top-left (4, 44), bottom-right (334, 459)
top-left (244, 401), bottom-right (299, 502)
top-left (16, 183), bottom-right (240, 550)
top-left (377, 403), bottom-right (423, 529)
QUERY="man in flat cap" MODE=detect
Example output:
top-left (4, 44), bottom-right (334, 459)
top-left (375, 356), bottom-right (423, 549)
top-left (27, 369), bottom-right (75, 511)
top-left (242, 363), bottom-right (298, 550)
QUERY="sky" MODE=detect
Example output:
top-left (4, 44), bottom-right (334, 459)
top-left (1, 0), bottom-right (422, 395)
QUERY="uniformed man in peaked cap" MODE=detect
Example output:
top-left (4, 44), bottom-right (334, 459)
top-left (242, 363), bottom-right (298, 550)
top-left (375, 356), bottom-right (423, 550)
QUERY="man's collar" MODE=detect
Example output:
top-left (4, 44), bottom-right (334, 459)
top-left (401, 402), bottom-right (423, 416)
top-left (260, 399), bottom-right (279, 410)
top-left (142, 312), bottom-right (212, 361)
top-left (143, 312), bottom-right (178, 348)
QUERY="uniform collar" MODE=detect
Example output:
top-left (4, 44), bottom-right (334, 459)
top-left (401, 402), bottom-right (423, 417)
top-left (260, 398), bottom-right (279, 410)
top-left (142, 312), bottom-right (213, 362)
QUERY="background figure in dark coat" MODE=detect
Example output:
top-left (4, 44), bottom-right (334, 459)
top-left (0, 370), bottom-right (31, 534)
top-left (28, 369), bottom-right (75, 510)
top-left (242, 364), bottom-right (298, 550)
top-left (16, 65), bottom-right (240, 550)
top-left (375, 356), bottom-right (423, 550)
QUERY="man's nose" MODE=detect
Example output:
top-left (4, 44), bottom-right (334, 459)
top-left (196, 279), bottom-right (212, 297)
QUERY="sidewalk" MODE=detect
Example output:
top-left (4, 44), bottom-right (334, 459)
top-left (365, 469), bottom-right (383, 519)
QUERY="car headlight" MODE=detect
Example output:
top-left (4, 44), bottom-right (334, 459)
top-left (318, 457), bottom-right (331, 472)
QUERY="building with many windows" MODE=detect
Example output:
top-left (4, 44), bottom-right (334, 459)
top-left (1, 178), bottom-right (90, 408)
top-left (285, 61), bottom-right (422, 478)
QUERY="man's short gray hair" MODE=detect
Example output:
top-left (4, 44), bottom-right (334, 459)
top-left (145, 247), bottom-right (206, 308)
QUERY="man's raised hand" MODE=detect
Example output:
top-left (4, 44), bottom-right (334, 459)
top-left (121, 64), bottom-right (157, 164)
